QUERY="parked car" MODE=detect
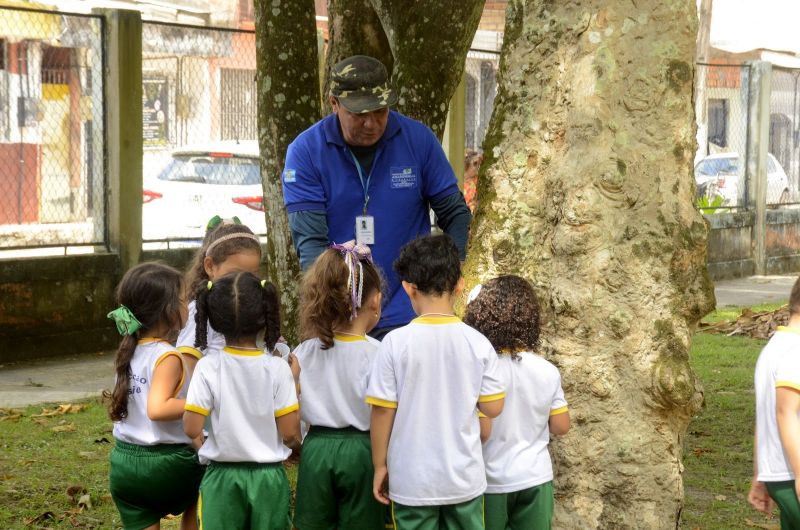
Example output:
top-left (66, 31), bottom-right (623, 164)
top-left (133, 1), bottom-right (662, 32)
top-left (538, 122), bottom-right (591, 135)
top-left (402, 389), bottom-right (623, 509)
top-left (142, 141), bottom-right (267, 240)
top-left (694, 152), bottom-right (790, 206)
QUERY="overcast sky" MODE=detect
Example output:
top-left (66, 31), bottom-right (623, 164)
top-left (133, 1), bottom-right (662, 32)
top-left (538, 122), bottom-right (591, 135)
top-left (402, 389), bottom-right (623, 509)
top-left (711, 0), bottom-right (800, 54)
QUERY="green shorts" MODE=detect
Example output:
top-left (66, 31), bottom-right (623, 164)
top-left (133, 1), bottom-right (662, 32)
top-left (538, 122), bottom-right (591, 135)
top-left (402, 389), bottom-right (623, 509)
top-left (391, 495), bottom-right (484, 530)
top-left (294, 426), bottom-right (387, 530)
top-left (109, 440), bottom-right (204, 530)
top-left (485, 481), bottom-right (554, 530)
top-left (199, 461), bottom-right (291, 530)
top-left (766, 480), bottom-right (800, 529)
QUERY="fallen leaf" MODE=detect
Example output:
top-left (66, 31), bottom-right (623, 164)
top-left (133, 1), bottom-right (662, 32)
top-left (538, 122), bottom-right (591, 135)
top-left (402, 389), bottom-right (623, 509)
top-left (66, 485), bottom-right (86, 502)
top-left (32, 403), bottom-right (86, 418)
top-left (24, 378), bottom-right (44, 387)
top-left (693, 447), bottom-right (712, 457)
top-left (23, 511), bottom-right (55, 524)
top-left (32, 418), bottom-right (48, 426)
top-left (78, 494), bottom-right (92, 510)
top-left (51, 423), bottom-right (76, 433)
top-left (715, 494), bottom-right (727, 501)
top-left (94, 437), bottom-right (110, 444)
top-left (0, 414), bottom-right (21, 422)
top-left (746, 519), bottom-right (780, 530)
top-left (78, 451), bottom-right (95, 458)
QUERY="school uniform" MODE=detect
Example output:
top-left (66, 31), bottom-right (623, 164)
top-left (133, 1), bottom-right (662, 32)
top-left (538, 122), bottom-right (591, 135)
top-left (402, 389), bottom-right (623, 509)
top-left (293, 334), bottom-right (386, 530)
top-left (366, 315), bottom-right (505, 529)
top-left (482, 352), bottom-right (568, 530)
top-left (185, 346), bottom-right (298, 530)
top-left (755, 326), bottom-right (800, 529)
top-left (109, 339), bottom-right (204, 530)
top-left (176, 300), bottom-right (225, 360)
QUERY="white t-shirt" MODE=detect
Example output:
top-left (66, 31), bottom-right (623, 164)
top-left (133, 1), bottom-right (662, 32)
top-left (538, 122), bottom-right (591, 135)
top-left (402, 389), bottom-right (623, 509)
top-left (176, 300), bottom-right (225, 360)
top-left (185, 346), bottom-right (299, 463)
top-left (482, 352), bottom-right (567, 494)
top-left (755, 326), bottom-right (800, 482)
top-left (365, 315), bottom-right (505, 506)
top-left (113, 339), bottom-right (191, 446)
top-left (294, 334), bottom-right (379, 431)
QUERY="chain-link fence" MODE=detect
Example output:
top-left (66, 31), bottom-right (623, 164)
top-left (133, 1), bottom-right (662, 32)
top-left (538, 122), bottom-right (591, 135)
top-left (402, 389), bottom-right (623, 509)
top-left (464, 49), bottom-right (499, 154)
top-left (141, 22), bottom-right (263, 244)
top-left (0, 6), bottom-right (105, 254)
top-left (695, 63), bottom-right (752, 211)
top-left (770, 66), bottom-right (800, 205)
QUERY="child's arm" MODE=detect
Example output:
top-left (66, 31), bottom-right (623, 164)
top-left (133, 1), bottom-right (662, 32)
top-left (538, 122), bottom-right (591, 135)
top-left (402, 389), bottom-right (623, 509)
top-left (477, 397), bottom-right (504, 418)
top-left (277, 410), bottom-right (302, 453)
top-left (370, 405), bottom-right (396, 505)
top-left (183, 411), bottom-right (205, 440)
top-left (479, 415), bottom-right (492, 443)
top-left (776, 387), bottom-right (800, 499)
top-left (147, 353), bottom-right (186, 421)
top-left (288, 352), bottom-right (301, 393)
top-left (747, 432), bottom-right (774, 514)
top-left (549, 408), bottom-right (570, 435)
top-left (181, 353), bottom-right (200, 379)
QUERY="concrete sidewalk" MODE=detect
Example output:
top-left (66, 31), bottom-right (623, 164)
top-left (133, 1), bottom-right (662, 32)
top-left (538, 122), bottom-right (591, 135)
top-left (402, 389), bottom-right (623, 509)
top-left (2, 274), bottom-right (798, 409)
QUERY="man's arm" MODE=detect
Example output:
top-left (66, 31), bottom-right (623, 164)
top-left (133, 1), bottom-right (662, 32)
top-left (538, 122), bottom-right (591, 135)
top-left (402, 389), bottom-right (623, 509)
top-left (288, 210), bottom-right (329, 271)
top-left (430, 192), bottom-right (471, 260)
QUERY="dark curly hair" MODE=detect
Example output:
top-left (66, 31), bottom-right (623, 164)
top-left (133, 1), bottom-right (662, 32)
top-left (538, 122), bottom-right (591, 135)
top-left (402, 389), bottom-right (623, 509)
top-left (393, 234), bottom-right (461, 295)
top-left (195, 271), bottom-right (281, 351)
top-left (463, 275), bottom-right (540, 360)
top-left (300, 248), bottom-right (383, 349)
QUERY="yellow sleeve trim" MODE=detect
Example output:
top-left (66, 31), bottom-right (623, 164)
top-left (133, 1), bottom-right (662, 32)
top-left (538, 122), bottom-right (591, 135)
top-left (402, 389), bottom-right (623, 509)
top-left (366, 396), bottom-right (398, 409)
top-left (275, 403), bottom-right (299, 418)
top-left (478, 392), bottom-right (506, 403)
top-left (550, 406), bottom-right (569, 416)
top-left (776, 381), bottom-right (800, 392)
top-left (178, 346), bottom-right (203, 359)
top-left (185, 403), bottom-right (210, 416)
top-left (154, 351), bottom-right (185, 398)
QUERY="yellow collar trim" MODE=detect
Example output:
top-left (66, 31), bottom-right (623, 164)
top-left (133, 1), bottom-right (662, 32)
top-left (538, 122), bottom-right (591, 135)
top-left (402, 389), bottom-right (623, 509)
top-left (777, 326), bottom-right (800, 336)
top-left (334, 334), bottom-right (368, 342)
top-left (412, 315), bottom-right (461, 325)
top-left (137, 338), bottom-right (169, 345)
top-left (224, 346), bottom-right (264, 357)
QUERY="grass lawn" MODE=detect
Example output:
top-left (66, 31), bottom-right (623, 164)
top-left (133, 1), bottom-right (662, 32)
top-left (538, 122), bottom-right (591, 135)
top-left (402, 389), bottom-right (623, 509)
top-left (0, 305), bottom-right (786, 529)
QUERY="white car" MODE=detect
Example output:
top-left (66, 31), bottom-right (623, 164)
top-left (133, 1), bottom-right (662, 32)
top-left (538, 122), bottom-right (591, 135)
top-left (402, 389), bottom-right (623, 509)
top-left (142, 141), bottom-right (267, 241)
top-left (694, 152), bottom-right (790, 206)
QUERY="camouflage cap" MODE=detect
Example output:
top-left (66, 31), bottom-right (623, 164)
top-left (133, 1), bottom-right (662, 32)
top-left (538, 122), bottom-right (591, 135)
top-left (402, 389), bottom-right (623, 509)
top-left (330, 55), bottom-right (398, 114)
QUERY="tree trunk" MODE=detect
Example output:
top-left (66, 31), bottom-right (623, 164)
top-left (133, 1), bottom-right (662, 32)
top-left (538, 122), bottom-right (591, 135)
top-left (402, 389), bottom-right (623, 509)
top-left (254, 0), bottom-right (321, 344)
top-left (369, 0), bottom-right (485, 138)
top-left (322, 0), bottom-right (393, 114)
top-left (464, 1), bottom-right (715, 528)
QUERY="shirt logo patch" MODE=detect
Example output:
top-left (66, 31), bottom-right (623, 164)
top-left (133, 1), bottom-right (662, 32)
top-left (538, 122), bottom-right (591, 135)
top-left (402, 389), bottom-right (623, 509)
top-left (390, 167), bottom-right (417, 189)
top-left (283, 169), bottom-right (296, 183)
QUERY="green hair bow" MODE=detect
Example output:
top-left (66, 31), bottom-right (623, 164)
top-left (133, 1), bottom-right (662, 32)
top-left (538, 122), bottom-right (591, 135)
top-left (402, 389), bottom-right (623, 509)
top-left (206, 215), bottom-right (242, 232)
top-left (107, 305), bottom-right (142, 336)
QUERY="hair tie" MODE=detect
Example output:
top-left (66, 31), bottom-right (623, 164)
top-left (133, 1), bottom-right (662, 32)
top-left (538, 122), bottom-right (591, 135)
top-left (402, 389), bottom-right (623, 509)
top-left (330, 240), bottom-right (373, 320)
top-left (467, 284), bottom-right (483, 305)
top-left (206, 215), bottom-right (243, 231)
top-left (207, 280), bottom-right (213, 291)
top-left (107, 305), bottom-right (142, 336)
top-left (204, 232), bottom-right (260, 257)
top-left (261, 280), bottom-right (267, 288)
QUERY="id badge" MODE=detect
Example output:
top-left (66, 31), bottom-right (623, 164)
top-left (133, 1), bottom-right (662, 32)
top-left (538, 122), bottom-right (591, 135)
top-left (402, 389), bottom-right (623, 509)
top-left (355, 215), bottom-right (375, 245)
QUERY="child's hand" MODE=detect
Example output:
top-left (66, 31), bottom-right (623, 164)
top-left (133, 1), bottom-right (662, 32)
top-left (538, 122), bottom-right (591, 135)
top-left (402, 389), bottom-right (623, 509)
top-left (288, 353), bottom-right (301, 383)
top-left (373, 466), bottom-right (390, 505)
top-left (747, 479), bottom-right (774, 514)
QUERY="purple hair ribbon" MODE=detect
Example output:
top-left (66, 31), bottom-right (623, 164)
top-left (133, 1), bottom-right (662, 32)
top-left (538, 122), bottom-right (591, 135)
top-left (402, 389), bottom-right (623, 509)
top-left (330, 240), bottom-right (373, 320)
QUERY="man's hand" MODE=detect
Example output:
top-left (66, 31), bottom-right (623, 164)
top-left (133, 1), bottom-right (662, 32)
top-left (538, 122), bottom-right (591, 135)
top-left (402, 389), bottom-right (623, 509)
top-left (747, 479), bottom-right (774, 514)
top-left (373, 465), bottom-right (390, 505)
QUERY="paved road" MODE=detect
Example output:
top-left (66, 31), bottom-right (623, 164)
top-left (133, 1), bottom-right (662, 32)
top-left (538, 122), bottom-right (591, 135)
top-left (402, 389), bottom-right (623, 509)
top-left (1, 274), bottom-right (798, 409)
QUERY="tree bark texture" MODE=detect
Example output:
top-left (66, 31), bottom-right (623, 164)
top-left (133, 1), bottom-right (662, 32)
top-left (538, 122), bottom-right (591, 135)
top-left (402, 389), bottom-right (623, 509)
top-left (464, 1), bottom-right (715, 528)
top-left (254, 0), bottom-right (321, 344)
top-left (369, 0), bottom-right (485, 139)
top-left (323, 0), bottom-right (393, 114)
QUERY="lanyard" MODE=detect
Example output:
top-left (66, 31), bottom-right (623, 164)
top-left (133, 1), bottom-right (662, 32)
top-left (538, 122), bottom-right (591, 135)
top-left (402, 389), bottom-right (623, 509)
top-left (349, 149), bottom-right (372, 215)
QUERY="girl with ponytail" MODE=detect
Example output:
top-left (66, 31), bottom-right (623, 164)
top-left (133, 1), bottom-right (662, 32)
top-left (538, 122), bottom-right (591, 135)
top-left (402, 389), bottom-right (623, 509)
top-left (183, 272), bottom-right (299, 529)
top-left (105, 262), bottom-right (204, 530)
top-left (292, 241), bottom-right (387, 530)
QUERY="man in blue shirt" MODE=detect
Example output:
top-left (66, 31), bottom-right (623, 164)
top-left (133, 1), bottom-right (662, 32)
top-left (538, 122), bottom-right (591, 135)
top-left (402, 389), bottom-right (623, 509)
top-left (282, 55), bottom-right (472, 339)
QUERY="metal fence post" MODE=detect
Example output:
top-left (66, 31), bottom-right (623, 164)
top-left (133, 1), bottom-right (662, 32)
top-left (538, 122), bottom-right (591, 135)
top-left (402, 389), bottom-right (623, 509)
top-left (747, 60), bottom-right (772, 276)
top-left (100, 8), bottom-right (142, 269)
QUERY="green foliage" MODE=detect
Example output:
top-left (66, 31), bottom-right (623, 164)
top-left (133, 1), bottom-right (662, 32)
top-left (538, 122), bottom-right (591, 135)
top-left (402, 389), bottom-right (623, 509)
top-left (697, 193), bottom-right (726, 214)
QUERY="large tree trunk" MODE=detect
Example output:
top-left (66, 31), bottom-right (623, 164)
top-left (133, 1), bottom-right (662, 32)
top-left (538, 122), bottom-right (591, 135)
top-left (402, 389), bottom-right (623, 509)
top-left (323, 0), bottom-right (393, 114)
top-left (464, 1), bottom-right (715, 528)
top-left (369, 0), bottom-right (485, 138)
top-left (254, 0), bottom-right (321, 344)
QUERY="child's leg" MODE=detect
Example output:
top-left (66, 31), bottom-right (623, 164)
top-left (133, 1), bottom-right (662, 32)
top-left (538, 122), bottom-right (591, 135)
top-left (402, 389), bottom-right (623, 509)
top-left (249, 464), bottom-right (292, 530)
top-left (390, 502), bottom-right (439, 530)
top-left (441, 496), bottom-right (485, 529)
top-left (509, 482), bottom-right (554, 530)
top-left (766, 481), bottom-right (800, 529)
top-left (484, 493), bottom-right (509, 530)
top-left (181, 501), bottom-right (198, 530)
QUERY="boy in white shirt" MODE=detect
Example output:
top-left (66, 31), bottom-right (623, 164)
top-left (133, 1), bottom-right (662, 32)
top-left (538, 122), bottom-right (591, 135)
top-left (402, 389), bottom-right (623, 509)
top-left (749, 277), bottom-right (800, 527)
top-left (366, 234), bottom-right (505, 529)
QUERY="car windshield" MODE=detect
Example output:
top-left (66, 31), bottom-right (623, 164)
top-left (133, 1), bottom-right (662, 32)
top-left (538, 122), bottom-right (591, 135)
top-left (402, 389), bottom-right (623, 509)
top-left (157, 155), bottom-right (260, 185)
top-left (695, 157), bottom-right (739, 176)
